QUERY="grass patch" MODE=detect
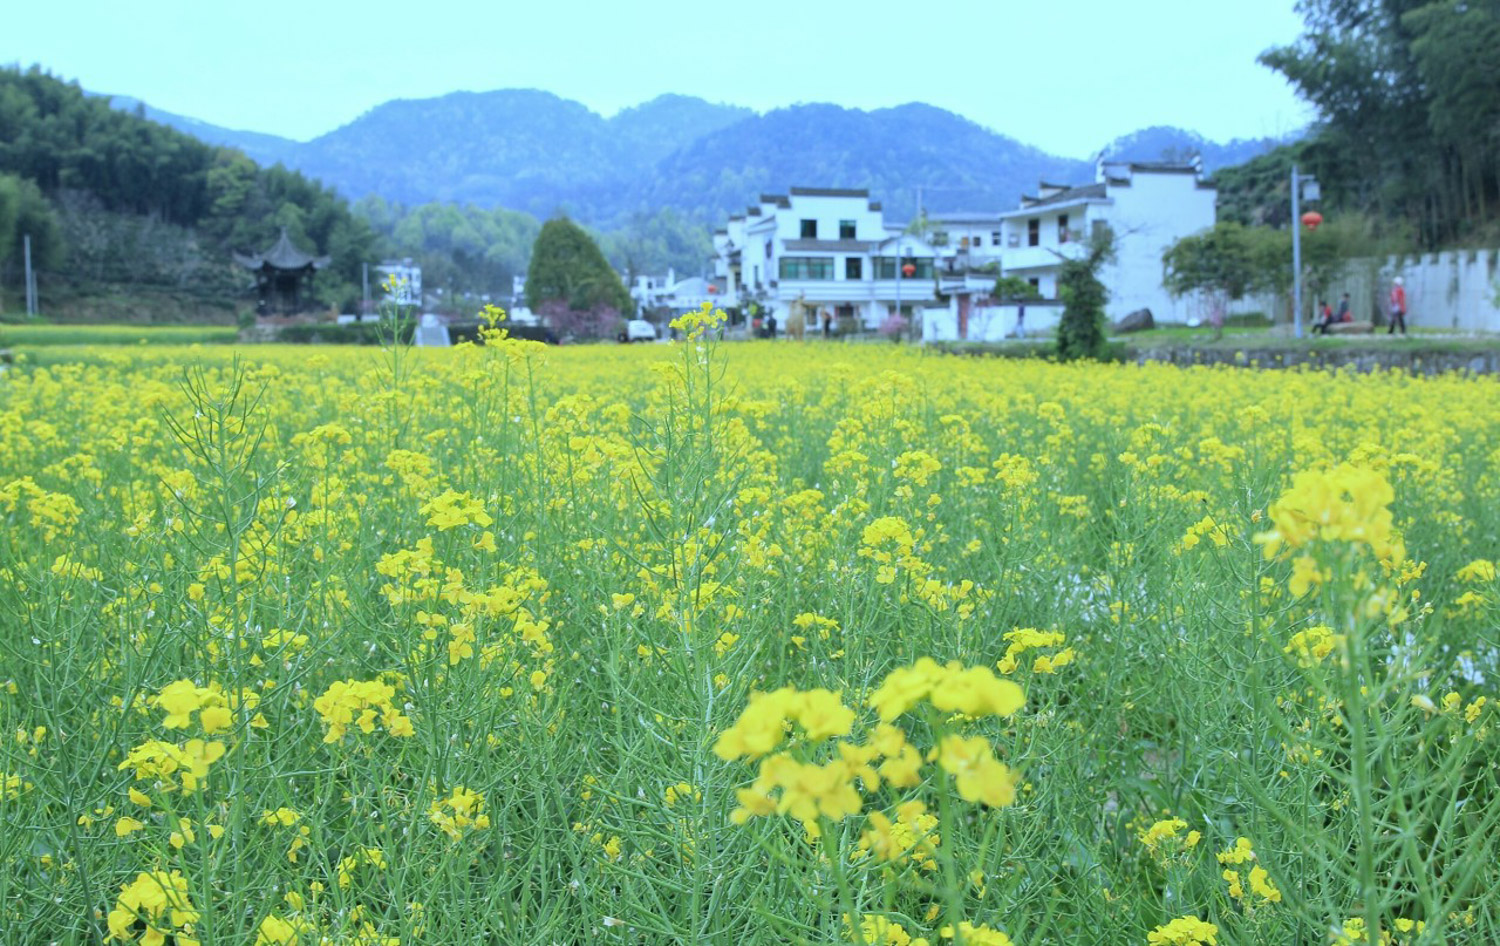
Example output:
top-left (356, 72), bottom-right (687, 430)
top-left (0, 323), bottom-right (239, 346)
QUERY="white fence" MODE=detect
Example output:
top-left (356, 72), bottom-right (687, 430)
top-left (923, 303), bottom-right (1065, 343)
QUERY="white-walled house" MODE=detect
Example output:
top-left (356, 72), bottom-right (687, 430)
top-left (712, 187), bottom-right (939, 330)
top-left (997, 159), bottom-right (1216, 323)
top-left (630, 269), bottom-right (721, 318)
top-left (925, 212), bottom-right (1007, 270)
top-left (375, 258), bottom-right (422, 307)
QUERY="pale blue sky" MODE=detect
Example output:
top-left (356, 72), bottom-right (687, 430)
top-left (6, 0), bottom-right (1311, 158)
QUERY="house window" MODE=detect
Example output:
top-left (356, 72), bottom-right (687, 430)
top-left (1027, 219), bottom-right (1040, 247)
top-left (874, 257), bottom-right (934, 280)
top-left (753, 265), bottom-right (760, 286)
top-left (779, 257), bottom-right (834, 280)
top-left (1058, 214), bottom-right (1070, 243)
top-left (991, 231), bottom-right (1001, 246)
top-left (839, 220), bottom-right (856, 240)
top-left (765, 241), bottom-right (772, 259)
top-left (800, 219), bottom-right (818, 239)
top-left (1028, 277), bottom-right (1041, 296)
top-left (836, 304), bottom-right (856, 321)
top-left (845, 257), bottom-right (863, 280)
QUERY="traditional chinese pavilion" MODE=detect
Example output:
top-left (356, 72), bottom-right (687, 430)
top-left (233, 228), bottom-right (331, 315)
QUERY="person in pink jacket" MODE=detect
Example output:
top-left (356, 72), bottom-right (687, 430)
top-left (1388, 277), bottom-right (1408, 335)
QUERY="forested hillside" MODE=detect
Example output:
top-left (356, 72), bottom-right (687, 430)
top-left (111, 87), bottom-right (1285, 229)
top-left (1247, 0), bottom-right (1500, 248)
top-left (0, 67), bottom-right (377, 317)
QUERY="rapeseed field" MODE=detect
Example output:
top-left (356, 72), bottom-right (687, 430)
top-left (1, 309), bottom-right (1497, 944)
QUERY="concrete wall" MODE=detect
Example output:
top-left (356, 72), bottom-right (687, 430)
top-left (923, 302), bottom-right (1064, 342)
top-left (1226, 249), bottom-right (1500, 332)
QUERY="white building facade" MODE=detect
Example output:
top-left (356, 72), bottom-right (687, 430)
top-left (375, 258), bottom-right (422, 307)
top-left (711, 165), bottom-right (1213, 339)
top-left (630, 269), bottom-right (722, 318)
top-left (712, 187), bottom-right (940, 331)
top-left (996, 160), bottom-right (1217, 324)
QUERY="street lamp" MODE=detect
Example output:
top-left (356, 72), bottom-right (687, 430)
top-left (1291, 166), bottom-right (1320, 339)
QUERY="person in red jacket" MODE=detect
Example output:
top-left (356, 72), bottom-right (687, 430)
top-left (1312, 299), bottom-right (1335, 335)
top-left (1388, 277), bottom-right (1408, 335)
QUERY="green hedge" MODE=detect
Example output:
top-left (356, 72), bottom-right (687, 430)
top-left (271, 322), bottom-right (415, 345)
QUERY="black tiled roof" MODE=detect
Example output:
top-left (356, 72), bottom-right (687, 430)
top-left (1021, 182), bottom-right (1107, 210)
top-left (233, 228), bottom-right (329, 271)
top-left (789, 186), bottom-right (869, 198)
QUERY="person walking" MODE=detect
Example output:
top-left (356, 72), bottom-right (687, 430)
top-left (1015, 300), bottom-right (1026, 339)
top-left (1388, 277), bottom-right (1408, 335)
top-left (822, 309), bottom-right (833, 339)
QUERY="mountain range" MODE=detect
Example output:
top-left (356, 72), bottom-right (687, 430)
top-left (105, 90), bottom-right (1294, 227)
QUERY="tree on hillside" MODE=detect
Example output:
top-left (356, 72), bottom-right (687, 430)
top-left (0, 172), bottom-right (63, 305)
top-left (1056, 230), bottom-right (1115, 361)
top-left (1261, 0), bottom-right (1500, 246)
top-left (0, 67), bottom-right (381, 312)
top-left (526, 217), bottom-right (632, 337)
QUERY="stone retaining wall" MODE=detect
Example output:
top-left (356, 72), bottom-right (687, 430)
top-left (1133, 345), bottom-right (1500, 376)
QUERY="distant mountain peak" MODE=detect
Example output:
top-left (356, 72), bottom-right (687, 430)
top-left (90, 85), bottom-right (1294, 227)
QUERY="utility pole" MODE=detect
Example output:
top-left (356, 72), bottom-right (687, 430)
top-left (1291, 166), bottom-right (1303, 339)
top-left (23, 234), bottom-right (35, 318)
top-left (362, 262), bottom-right (370, 318)
top-left (894, 235), bottom-right (902, 329)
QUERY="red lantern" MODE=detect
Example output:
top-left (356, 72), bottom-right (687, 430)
top-left (1301, 211), bottom-right (1323, 231)
top-left (707, 284), bottom-right (718, 294)
top-left (901, 263), bottom-right (916, 277)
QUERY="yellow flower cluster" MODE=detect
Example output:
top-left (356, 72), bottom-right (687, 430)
top-left (713, 686), bottom-right (856, 760)
top-left (1147, 915), bottom-right (1218, 945)
top-left (1179, 514), bottom-right (1231, 552)
top-left (255, 913), bottom-right (316, 946)
top-left (1455, 558), bottom-right (1496, 583)
top-left (1256, 464), bottom-right (1406, 570)
top-left (153, 679), bottom-right (233, 733)
top-left (419, 488), bottom-right (494, 531)
top-left (867, 657), bottom-right (1024, 722)
top-left (845, 914), bottom-right (929, 946)
top-left (939, 921), bottom-right (1014, 945)
top-left (428, 785), bottom-right (491, 841)
top-left (312, 679), bottom-right (415, 742)
top-left (1137, 817), bottom-right (1201, 859)
top-left (117, 738), bottom-right (225, 794)
top-left (719, 660), bottom-right (1023, 837)
top-left (668, 300), bottom-right (726, 340)
top-left (1216, 837), bottom-right (1281, 905)
top-left (1, 772), bottom-right (32, 800)
top-left (857, 798), bottom-right (940, 871)
top-left (935, 734), bottom-right (1019, 808)
top-left (1332, 916), bottom-right (1426, 945)
top-left (1284, 625), bottom-right (1345, 667)
top-left (106, 870), bottom-right (201, 945)
top-left (995, 628), bottom-right (1074, 675)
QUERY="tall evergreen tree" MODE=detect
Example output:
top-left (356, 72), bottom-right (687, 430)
top-left (525, 217), bottom-right (632, 321)
top-left (1056, 231), bottom-right (1114, 361)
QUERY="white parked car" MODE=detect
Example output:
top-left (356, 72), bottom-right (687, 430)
top-left (625, 319), bottom-right (658, 342)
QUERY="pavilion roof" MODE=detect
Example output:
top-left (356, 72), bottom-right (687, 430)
top-left (234, 228), bottom-right (331, 271)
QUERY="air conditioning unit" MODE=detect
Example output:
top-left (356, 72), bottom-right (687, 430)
top-left (1007, 235), bottom-right (1021, 247)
